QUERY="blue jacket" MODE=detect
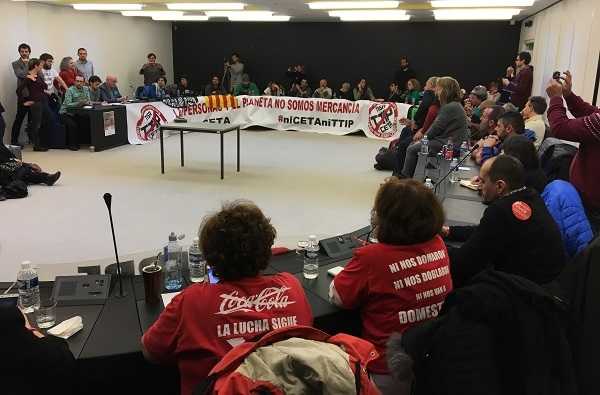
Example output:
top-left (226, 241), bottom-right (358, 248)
top-left (542, 180), bottom-right (593, 258)
top-left (481, 129), bottom-right (537, 163)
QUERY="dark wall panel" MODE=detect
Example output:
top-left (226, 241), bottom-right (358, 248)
top-left (173, 21), bottom-right (521, 97)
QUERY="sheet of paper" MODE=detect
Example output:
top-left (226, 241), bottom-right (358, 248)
top-left (161, 291), bottom-right (181, 308)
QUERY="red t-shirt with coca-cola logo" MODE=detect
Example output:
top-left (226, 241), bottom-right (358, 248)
top-left (332, 236), bottom-right (453, 374)
top-left (142, 273), bottom-right (313, 395)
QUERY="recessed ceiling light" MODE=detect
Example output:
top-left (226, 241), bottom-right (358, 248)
top-left (122, 11), bottom-right (184, 17)
top-left (152, 15), bottom-right (210, 20)
top-left (72, 3), bottom-right (144, 11)
top-left (329, 10), bottom-right (409, 20)
top-left (431, 0), bottom-right (534, 7)
top-left (308, 1), bottom-right (400, 10)
top-left (433, 8), bottom-right (522, 20)
top-left (166, 3), bottom-right (246, 10)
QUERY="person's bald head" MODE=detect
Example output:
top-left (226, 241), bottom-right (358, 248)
top-left (480, 155), bottom-right (525, 204)
top-left (105, 75), bottom-right (118, 87)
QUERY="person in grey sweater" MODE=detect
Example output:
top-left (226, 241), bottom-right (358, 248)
top-left (399, 76), bottom-right (468, 178)
top-left (226, 53), bottom-right (244, 93)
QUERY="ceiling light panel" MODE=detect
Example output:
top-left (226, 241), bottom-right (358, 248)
top-left (166, 3), bottom-right (246, 10)
top-left (308, 1), bottom-right (400, 10)
top-left (122, 11), bottom-right (184, 17)
top-left (433, 8), bottom-right (522, 20)
top-left (72, 3), bottom-right (144, 10)
top-left (329, 10), bottom-right (409, 20)
top-left (152, 15), bottom-right (210, 20)
top-left (431, 0), bottom-right (534, 7)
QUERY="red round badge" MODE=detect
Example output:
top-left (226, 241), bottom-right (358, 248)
top-left (512, 201), bottom-right (532, 221)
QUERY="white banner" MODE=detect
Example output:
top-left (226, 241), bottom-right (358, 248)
top-left (125, 95), bottom-right (412, 145)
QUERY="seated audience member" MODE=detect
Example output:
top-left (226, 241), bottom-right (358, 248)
top-left (59, 75), bottom-right (90, 150)
top-left (286, 64), bottom-right (306, 92)
top-left (263, 81), bottom-right (285, 96)
top-left (204, 75), bottom-right (224, 96)
top-left (522, 96), bottom-right (548, 148)
top-left (472, 105), bottom-right (505, 144)
top-left (174, 76), bottom-right (195, 97)
top-left (99, 75), bottom-right (124, 103)
top-left (139, 53), bottom-right (165, 85)
top-left (542, 180), bottom-right (594, 258)
top-left (412, 77), bottom-right (437, 130)
top-left (58, 57), bottom-right (81, 89)
top-left (141, 76), bottom-right (168, 99)
top-left (330, 178), bottom-right (452, 395)
top-left (502, 135), bottom-right (548, 193)
top-left (291, 78), bottom-right (312, 98)
top-left (141, 201), bottom-right (313, 395)
top-left (23, 59), bottom-right (52, 151)
top-left (336, 82), bottom-right (354, 101)
top-left (397, 76), bottom-right (467, 178)
top-left (353, 78), bottom-right (375, 101)
top-left (75, 47), bottom-right (94, 82)
top-left (465, 85), bottom-right (488, 128)
top-left (402, 78), bottom-right (421, 104)
top-left (1, 143), bottom-right (61, 199)
top-left (0, 305), bottom-right (75, 394)
top-left (443, 155), bottom-right (566, 286)
top-left (487, 80), bottom-right (501, 103)
top-left (547, 71), bottom-right (600, 231)
top-left (383, 82), bottom-right (402, 103)
top-left (503, 102), bottom-right (519, 113)
top-left (233, 74), bottom-right (260, 96)
top-left (88, 75), bottom-right (102, 102)
top-left (480, 111), bottom-right (535, 164)
top-left (312, 79), bottom-right (332, 99)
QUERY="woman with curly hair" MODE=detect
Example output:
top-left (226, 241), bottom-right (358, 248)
top-left (142, 201), bottom-right (313, 395)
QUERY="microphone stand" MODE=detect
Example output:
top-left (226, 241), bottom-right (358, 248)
top-left (103, 193), bottom-right (126, 297)
top-left (433, 143), bottom-right (480, 196)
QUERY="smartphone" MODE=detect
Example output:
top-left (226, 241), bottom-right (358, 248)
top-left (207, 267), bottom-right (219, 284)
top-left (0, 293), bottom-right (19, 308)
top-left (553, 71), bottom-right (562, 82)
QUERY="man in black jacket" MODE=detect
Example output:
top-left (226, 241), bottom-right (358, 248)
top-left (443, 155), bottom-right (566, 286)
top-left (394, 56), bottom-right (416, 93)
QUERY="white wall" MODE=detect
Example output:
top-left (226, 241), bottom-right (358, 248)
top-left (0, 1), bottom-right (173, 143)
top-left (519, 0), bottom-right (600, 102)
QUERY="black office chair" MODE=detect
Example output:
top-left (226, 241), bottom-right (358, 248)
top-left (135, 86), bottom-right (145, 99)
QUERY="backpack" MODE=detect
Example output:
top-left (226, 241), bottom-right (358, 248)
top-left (539, 138), bottom-right (578, 182)
top-left (194, 326), bottom-right (381, 395)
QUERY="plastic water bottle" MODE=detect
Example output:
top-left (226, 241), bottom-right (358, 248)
top-left (164, 232), bottom-right (184, 291)
top-left (303, 235), bottom-right (320, 279)
top-left (449, 158), bottom-right (460, 183)
top-left (424, 178), bottom-right (434, 190)
top-left (17, 261), bottom-right (40, 313)
top-left (421, 135), bottom-right (429, 155)
top-left (445, 139), bottom-right (454, 160)
top-left (460, 141), bottom-right (469, 159)
top-left (188, 237), bottom-right (206, 283)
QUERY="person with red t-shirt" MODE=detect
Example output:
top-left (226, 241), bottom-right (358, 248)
top-left (142, 201), bottom-right (313, 395)
top-left (330, 178), bottom-right (453, 395)
top-left (58, 57), bottom-right (82, 92)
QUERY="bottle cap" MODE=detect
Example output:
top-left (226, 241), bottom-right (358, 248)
top-left (193, 236), bottom-right (199, 242)
top-left (169, 232), bottom-right (177, 241)
top-left (21, 260), bottom-right (31, 269)
top-left (308, 235), bottom-right (317, 241)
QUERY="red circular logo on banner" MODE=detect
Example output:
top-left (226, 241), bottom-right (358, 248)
top-left (136, 104), bottom-right (167, 141)
top-left (367, 102), bottom-right (398, 139)
top-left (512, 201), bottom-right (532, 221)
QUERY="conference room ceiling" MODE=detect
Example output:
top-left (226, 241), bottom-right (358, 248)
top-left (38, 0), bottom-right (560, 21)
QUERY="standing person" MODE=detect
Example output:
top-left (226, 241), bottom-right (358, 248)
top-left (39, 53), bottom-right (68, 96)
top-left (312, 79), bottom-right (332, 99)
top-left (0, 101), bottom-right (5, 142)
top-left (546, 71), bottom-right (600, 232)
top-left (502, 52), bottom-right (533, 110)
top-left (330, 178), bottom-right (452, 395)
top-left (394, 56), bottom-right (416, 94)
top-left (142, 201), bottom-right (313, 395)
top-left (286, 64), bottom-right (307, 93)
top-left (58, 57), bottom-right (81, 89)
top-left (225, 53), bottom-right (244, 93)
top-left (398, 76), bottom-right (467, 178)
top-left (139, 53), bottom-right (165, 85)
top-left (11, 43), bottom-right (32, 145)
top-left (353, 78), bottom-right (375, 101)
top-left (204, 75), bottom-right (224, 96)
top-left (60, 75), bottom-right (90, 150)
top-left (23, 59), bottom-right (52, 151)
top-left (75, 48), bottom-right (94, 82)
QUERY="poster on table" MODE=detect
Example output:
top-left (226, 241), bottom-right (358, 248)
top-left (125, 95), bottom-right (412, 145)
top-left (103, 111), bottom-right (116, 137)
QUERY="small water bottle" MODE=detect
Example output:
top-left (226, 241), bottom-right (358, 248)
top-left (188, 237), bottom-right (206, 283)
top-left (164, 232), bottom-right (184, 291)
top-left (17, 261), bottom-right (40, 313)
top-left (460, 141), bottom-right (469, 159)
top-left (445, 139), bottom-right (454, 160)
top-left (420, 135), bottom-right (429, 155)
top-left (449, 158), bottom-right (460, 183)
top-left (424, 178), bottom-right (434, 190)
top-left (303, 235), bottom-right (320, 280)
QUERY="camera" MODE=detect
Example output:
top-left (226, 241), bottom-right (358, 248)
top-left (553, 71), bottom-right (562, 82)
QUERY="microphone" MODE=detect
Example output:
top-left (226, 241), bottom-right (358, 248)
top-left (103, 193), bottom-right (125, 297)
top-left (433, 143), bottom-right (480, 196)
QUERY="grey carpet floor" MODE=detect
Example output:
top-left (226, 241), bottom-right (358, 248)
top-left (0, 129), bottom-right (389, 280)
